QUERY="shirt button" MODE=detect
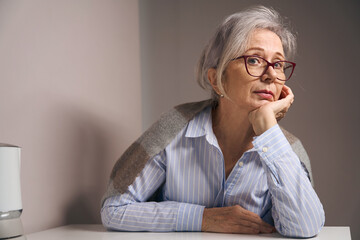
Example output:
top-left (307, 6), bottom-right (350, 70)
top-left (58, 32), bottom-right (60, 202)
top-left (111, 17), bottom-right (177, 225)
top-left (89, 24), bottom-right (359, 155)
top-left (262, 147), bottom-right (268, 153)
top-left (238, 161), bottom-right (244, 167)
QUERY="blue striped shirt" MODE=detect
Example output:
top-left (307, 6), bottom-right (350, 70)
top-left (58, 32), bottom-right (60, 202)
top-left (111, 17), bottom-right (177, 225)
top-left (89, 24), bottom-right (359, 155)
top-left (101, 106), bottom-right (325, 237)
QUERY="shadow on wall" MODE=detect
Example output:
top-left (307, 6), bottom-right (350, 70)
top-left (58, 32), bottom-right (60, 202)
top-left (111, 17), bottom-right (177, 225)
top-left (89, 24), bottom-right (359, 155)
top-left (55, 105), bottom-right (113, 224)
top-left (65, 193), bottom-right (99, 224)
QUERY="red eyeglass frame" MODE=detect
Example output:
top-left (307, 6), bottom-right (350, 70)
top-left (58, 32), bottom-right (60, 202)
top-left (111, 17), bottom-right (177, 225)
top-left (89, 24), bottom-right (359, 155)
top-left (233, 55), bottom-right (296, 81)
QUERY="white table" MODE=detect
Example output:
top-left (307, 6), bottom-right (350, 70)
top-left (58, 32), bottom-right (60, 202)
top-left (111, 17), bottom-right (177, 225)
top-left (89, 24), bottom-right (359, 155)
top-left (25, 224), bottom-right (352, 240)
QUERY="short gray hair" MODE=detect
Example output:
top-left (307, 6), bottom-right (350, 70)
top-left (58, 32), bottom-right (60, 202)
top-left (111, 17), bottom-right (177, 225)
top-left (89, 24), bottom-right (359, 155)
top-left (196, 6), bottom-right (297, 101)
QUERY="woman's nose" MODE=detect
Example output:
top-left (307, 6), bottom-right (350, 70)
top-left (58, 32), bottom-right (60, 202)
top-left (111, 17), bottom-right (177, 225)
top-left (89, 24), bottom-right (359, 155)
top-left (260, 66), bottom-right (277, 83)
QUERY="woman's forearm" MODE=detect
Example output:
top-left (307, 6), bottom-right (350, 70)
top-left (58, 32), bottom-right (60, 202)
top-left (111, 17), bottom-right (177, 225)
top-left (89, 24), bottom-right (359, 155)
top-left (253, 124), bottom-right (325, 238)
top-left (101, 199), bottom-right (204, 231)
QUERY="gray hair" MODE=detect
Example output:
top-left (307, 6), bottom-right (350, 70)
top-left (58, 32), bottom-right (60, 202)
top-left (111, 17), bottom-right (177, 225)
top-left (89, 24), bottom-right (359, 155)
top-left (196, 6), bottom-right (297, 101)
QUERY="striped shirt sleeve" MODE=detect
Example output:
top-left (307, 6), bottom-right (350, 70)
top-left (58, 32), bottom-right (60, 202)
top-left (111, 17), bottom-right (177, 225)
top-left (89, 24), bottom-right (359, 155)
top-left (252, 124), bottom-right (325, 238)
top-left (101, 151), bottom-right (205, 232)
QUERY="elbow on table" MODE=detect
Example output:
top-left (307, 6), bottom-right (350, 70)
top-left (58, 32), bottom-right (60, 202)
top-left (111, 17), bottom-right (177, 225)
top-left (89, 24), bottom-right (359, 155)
top-left (277, 216), bottom-right (325, 238)
top-left (101, 205), bottom-right (119, 230)
top-left (279, 227), bottom-right (322, 238)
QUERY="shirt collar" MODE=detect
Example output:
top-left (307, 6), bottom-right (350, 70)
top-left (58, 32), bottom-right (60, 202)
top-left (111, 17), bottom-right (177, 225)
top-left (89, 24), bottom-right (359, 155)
top-left (184, 106), bottom-right (220, 148)
top-left (185, 106), bottom-right (213, 138)
top-left (184, 106), bottom-right (257, 153)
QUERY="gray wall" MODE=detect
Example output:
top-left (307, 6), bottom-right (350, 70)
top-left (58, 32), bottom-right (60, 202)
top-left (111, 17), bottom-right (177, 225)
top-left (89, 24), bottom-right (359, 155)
top-left (139, 0), bottom-right (360, 239)
top-left (0, 0), bottom-right (142, 234)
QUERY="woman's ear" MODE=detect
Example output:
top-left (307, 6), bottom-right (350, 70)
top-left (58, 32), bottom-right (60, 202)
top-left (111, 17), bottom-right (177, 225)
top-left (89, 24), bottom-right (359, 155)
top-left (207, 68), bottom-right (220, 94)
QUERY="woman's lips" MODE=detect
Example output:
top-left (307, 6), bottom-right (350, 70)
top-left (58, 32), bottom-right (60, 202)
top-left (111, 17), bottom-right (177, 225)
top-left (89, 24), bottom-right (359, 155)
top-left (254, 90), bottom-right (274, 100)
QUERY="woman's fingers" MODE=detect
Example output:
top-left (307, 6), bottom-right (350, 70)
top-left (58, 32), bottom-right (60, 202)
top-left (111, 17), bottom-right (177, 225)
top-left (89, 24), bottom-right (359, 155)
top-left (202, 205), bottom-right (275, 234)
top-left (236, 208), bottom-right (275, 234)
top-left (271, 85), bottom-right (294, 120)
top-left (281, 85), bottom-right (294, 105)
top-left (238, 207), bottom-right (274, 231)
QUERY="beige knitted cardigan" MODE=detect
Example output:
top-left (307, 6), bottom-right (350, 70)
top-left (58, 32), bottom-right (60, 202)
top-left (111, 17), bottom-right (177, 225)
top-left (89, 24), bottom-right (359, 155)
top-left (102, 99), bottom-right (313, 206)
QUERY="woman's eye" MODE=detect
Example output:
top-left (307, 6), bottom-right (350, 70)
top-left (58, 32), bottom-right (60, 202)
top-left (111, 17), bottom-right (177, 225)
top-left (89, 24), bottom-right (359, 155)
top-left (274, 62), bottom-right (284, 69)
top-left (247, 57), bottom-right (260, 65)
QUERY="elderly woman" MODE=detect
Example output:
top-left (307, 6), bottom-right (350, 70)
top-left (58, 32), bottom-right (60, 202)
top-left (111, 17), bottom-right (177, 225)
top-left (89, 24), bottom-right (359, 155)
top-left (101, 6), bottom-right (325, 238)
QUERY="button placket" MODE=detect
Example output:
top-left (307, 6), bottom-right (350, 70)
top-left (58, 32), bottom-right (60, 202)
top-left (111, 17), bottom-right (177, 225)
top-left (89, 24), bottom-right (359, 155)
top-left (225, 156), bottom-right (245, 198)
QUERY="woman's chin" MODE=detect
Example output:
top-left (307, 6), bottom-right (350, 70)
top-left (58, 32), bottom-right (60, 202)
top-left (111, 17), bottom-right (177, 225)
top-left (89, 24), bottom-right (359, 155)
top-left (252, 100), bottom-right (272, 109)
top-left (230, 99), bottom-right (272, 112)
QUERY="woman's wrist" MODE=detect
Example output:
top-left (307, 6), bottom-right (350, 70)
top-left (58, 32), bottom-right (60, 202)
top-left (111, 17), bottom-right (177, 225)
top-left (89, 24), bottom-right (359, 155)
top-left (250, 108), bottom-right (277, 136)
top-left (201, 208), bottom-right (209, 232)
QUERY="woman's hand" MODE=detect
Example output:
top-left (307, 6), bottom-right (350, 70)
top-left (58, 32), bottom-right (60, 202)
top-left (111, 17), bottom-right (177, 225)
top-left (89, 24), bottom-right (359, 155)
top-left (201, 205), bottom-right (275, 234)
top-left (248, 85), bottom-right (294, 136)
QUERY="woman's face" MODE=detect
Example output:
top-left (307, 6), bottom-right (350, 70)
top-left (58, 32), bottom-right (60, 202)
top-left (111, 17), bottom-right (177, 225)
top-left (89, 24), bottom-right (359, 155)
top-left (222, 28), bottom-right (286, 112)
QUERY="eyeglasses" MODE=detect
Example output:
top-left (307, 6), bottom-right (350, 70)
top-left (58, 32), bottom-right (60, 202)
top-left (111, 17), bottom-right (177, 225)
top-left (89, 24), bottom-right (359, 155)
top-left (233, 55), bottom-right (296, 81)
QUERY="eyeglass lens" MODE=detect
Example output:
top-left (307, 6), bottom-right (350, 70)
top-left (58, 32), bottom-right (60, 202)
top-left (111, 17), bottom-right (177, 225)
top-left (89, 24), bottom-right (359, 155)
top-left (245, 56), bottom-right (294, 81)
